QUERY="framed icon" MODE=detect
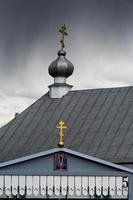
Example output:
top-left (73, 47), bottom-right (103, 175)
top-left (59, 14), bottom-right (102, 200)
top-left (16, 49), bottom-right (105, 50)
top-left (54, 152), bottom-right (67, 170)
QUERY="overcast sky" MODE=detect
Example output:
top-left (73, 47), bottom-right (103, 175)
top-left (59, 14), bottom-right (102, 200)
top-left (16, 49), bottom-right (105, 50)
top-left (0, 0), bottom-right (133, 126)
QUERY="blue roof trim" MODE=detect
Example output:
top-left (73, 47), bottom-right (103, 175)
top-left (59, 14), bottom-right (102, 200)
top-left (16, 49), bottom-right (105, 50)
top-left (0, 148), bottom-right (133, 174)
top-left (0, 148), bottom-right (59, 168)
top-left (63, 149), bottom-right (133, 174)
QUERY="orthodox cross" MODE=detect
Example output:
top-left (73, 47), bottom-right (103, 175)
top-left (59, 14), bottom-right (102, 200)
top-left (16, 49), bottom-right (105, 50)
top-left (57, 120), bottom-right (67, 148)
top-left (59, 24), bottom-right (68, 50)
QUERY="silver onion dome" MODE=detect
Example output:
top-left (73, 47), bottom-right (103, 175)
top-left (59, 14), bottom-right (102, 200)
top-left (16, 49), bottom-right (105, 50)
top-left (48, 49), bottom-right (74, 78)
top-left (48, 25), bottom-right (74, 98)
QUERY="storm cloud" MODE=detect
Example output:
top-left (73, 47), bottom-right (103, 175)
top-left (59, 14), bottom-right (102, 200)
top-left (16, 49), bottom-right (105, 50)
top-left (0, 0), bottom-right (133, 126)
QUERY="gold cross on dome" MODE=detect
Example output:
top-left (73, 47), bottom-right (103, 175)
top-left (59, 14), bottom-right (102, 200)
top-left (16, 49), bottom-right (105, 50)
top-left (59, 24), bottom-right (68, 50)
top-left (57, 120), bottom-right (67, 148)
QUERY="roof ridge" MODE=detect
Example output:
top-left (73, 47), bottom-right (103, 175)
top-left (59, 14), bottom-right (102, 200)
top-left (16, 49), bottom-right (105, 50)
top-left (70, 85), bottom-right (133, 93)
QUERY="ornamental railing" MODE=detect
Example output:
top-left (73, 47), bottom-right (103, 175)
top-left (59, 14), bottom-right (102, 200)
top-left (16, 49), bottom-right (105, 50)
top-left (0, 175), bottom-right (128, 199)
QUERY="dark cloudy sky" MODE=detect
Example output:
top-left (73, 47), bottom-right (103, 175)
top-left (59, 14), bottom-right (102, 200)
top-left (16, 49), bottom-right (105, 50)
top-left (0, 0), bottom-right (133, 126)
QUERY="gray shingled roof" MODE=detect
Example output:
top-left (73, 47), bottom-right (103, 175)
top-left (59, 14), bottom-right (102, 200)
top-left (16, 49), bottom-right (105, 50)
top-left (0, 86), bottom-right (133, 164)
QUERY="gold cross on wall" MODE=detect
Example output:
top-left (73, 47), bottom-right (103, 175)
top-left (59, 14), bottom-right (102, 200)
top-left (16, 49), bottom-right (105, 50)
top-left (59, 24), bottom-right (68, 50)
top-left (57, 120), bottom-right (67, 148)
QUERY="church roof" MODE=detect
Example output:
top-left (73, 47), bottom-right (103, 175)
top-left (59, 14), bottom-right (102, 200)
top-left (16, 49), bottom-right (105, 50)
top-left (0, 86), bottom-right (133, 164)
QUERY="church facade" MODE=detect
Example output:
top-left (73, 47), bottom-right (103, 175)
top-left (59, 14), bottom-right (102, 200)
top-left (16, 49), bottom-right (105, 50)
top-left (0, 26), bottom-right (133, 199)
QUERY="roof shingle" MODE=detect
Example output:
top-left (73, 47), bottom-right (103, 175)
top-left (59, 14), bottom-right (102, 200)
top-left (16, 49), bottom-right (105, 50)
top-left (0, 86), bottom-right (133, 164)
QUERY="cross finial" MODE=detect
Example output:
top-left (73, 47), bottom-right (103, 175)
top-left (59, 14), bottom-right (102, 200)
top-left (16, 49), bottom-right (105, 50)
top-left (59, 24), bottom-right (68, 50)
top-left (57, 120), bottom-right (67, 148)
